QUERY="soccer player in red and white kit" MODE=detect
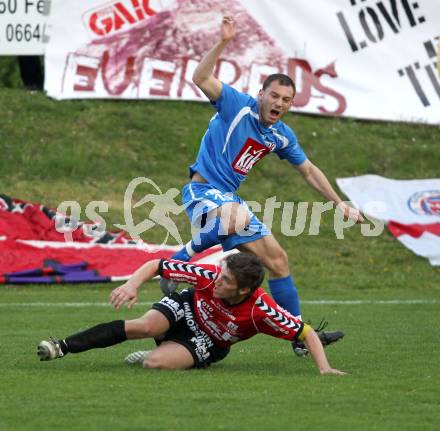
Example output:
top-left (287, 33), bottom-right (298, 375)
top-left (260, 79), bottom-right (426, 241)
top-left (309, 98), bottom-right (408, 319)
top-left (37, 253), bottom-right (345, 375)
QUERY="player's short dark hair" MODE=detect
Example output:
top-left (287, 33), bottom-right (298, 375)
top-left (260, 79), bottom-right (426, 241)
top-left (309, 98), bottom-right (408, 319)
top-left (225, 253), bottom-right (265, 292)
top-left (262, 73), bottom-right (296, 94)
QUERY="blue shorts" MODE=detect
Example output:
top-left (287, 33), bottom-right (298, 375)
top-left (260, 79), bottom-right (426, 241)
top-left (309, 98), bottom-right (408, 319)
top-left (182, 182), bottom-right (271, 251)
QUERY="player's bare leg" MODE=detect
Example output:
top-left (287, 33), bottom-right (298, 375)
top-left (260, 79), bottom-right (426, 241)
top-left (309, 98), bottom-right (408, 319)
top-left (237, 235), bottom-right (289, 278)
top-left (142, 341), bottom-right (195, 369)
top-left (38, 310), bottom-right (171, 361)
top-left (161, 202), bottom-right (249, 293)
top-left (124, 309), bottom-right (170, 339)
top-left (236, 235), bottom-right (301, 316)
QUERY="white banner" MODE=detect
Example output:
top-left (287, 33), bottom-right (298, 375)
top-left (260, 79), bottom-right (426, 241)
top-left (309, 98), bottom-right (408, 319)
top-left (0, 0), bottom-right (49, 55)
top-left (44, 0), bottom-right (440, 124)
top-left (337, 175), bottom-right (440, 266)
top-left (336, 175), bottom-right (440, 224)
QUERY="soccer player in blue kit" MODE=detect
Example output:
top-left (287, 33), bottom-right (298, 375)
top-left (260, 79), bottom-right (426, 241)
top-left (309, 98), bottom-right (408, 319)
top-left (164, 16), bottom-right (363, 347)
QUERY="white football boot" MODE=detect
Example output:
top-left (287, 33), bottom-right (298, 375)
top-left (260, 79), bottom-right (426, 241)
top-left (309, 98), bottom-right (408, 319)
top-left (124, 350), bottom-right (151, 365)
top-left (37, 337), bottom-right (64, 361)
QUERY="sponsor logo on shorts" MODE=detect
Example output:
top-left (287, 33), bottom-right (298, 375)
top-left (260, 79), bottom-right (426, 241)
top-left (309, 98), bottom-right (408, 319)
top-left (160, 296), bottom-right (184, 321)
top-left (205, 189), bottom-right (234, 202)
top-left (190, 335), bottom-right (210, 362)
top-left (183, 301), bottom-right (197, 331)
top-left (183, 301), bottom-right (214, 362)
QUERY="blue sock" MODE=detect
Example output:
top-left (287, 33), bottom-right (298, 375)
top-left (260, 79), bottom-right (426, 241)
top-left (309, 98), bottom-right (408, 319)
top-left (172, 217), bottom-right (223, 261)
top-left (268, 276), bottom-right (301, 318)
top-left (171, 246), bottom-right (192, 261)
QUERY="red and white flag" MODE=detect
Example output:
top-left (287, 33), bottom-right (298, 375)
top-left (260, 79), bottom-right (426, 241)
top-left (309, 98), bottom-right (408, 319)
top-left (337, 175), bottom-right (440, 266)
top-left (0, 194), bottom-right (231, 284)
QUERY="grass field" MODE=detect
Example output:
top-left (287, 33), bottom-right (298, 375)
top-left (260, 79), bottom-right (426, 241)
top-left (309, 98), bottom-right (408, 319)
top-left (1, 286), bottom-right (439, 431)
top-left (1, 64), bottom-right (440, 430)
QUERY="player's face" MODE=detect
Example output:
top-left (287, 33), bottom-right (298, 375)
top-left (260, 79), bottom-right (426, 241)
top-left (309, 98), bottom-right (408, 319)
top-left (258, 81), bottom-right (295, 126)
top-left (214, 262), bottom-right (244, 303)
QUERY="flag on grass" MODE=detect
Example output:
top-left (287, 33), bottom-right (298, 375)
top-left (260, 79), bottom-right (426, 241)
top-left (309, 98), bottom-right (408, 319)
top-left (336, 175), bottom-right (440, 266)
top-left (0, 194), bottom-right (228, 284)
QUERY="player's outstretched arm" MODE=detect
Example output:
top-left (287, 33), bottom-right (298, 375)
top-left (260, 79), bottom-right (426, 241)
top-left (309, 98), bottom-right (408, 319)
top-left (192, 15), bottom-right (236, 101)
top-left (295, 160), bottom-right (364, 223)
top-left (110, 259), bottom-right (161, 309)
top-left (303, 329), bottom-right (347, 375)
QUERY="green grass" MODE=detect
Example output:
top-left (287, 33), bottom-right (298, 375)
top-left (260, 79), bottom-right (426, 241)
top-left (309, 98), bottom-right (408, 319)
top-left (2, 86), bottom-right (439, 289)
top-left (1, 82), bottom-right (440, 430)
top-left (0, 57), bottom-right (23, 88)
top-left (0, 285), bottom-right (439, 431)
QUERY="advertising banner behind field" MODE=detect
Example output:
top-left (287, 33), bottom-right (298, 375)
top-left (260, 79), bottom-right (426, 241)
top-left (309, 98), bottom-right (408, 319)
top-left (44, 0), bottom-right (440, 124)
top-left (0, 0), bottom-right (49, 55)
top-left (337, 175), bottom-right (440, 266)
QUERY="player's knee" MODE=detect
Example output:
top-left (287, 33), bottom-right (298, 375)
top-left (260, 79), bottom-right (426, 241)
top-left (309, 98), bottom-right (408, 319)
top-left (143, 354), bottom-right (163, 369)
top-left (126, 317), bottom-right (156, 339)
top-left (143, 352), bottom-right (172, 370)
top-left (266, 248), bottom-right (289, 277)
top-left (224, 215), bottom-right (249, 235)
top-left (220, 207), bottom-right (250, 235)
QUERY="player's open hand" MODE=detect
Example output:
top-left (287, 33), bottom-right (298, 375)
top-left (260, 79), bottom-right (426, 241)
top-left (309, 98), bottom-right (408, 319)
top-left (221, 16), bottom-right (236, 42)
top-left (337, 202), bottom-right (365, 223)
top-left (110, 283), bottom-right (138, 309)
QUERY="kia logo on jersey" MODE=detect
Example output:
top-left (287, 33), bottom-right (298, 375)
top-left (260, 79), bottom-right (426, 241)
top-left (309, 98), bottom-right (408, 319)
top-left (232, 138), bottom-right (271, 175)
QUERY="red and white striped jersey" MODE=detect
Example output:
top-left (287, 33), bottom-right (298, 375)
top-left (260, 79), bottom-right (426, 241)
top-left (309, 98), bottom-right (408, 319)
top-left (159, 259), bottom-right (306, 349)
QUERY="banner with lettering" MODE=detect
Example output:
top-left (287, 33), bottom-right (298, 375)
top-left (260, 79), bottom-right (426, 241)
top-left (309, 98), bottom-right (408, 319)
top-left (0, 0), bottom-right (49, 55)
top-left (337, 175), bottom-right (440, 266)
top-left (44, 0), bottom-right (439, 124)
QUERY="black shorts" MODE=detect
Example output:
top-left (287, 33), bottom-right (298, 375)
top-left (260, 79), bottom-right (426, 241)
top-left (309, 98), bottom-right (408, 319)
top-left (152, 288), bottom-right (230, 368)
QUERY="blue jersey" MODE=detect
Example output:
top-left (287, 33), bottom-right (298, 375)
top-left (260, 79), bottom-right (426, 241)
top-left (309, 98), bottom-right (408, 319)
top-left (189, 83), bottom-right (307, 192)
